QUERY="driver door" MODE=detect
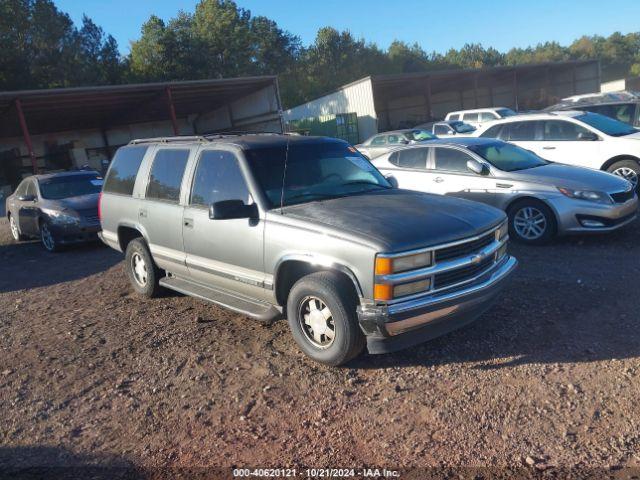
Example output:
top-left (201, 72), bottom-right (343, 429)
top-left (182, 147), bottom-right (267, 301)
top-left (18, 179), bottom-right (40, 235)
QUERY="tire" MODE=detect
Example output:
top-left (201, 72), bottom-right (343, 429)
top-left (39, 220), bottom-right (61, 252)
top-left (8, 214), bottom-right (27, 242)
top-left (606, 159), bottom-right (640, 191)
top-left (507, 199), bottom-right (557, 245)
top-left (124, 238), bottom-right (163, 298)
top-left (286, 271), bottom-right (365, 366)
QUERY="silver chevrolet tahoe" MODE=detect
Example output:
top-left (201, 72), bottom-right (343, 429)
top-left (99, 134), bottom-right (517, 366)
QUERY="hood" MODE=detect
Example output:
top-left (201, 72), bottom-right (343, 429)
top-left (282, 189), bottom-right (505, 252)
top-left (509, 163), bottom-right (632, 192)
top-left (46, 193), bottom-right (100, 213)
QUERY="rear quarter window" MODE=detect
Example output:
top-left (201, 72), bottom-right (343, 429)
top-left (103, 146), bottom-right (148, 195)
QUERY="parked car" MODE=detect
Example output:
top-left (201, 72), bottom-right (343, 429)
top-left (371, 138), bottom-right (637, 244)
top-left (474, 111), bottom-right (640, 188)
top-left (355, 129), bottom-right (437, 159)
top-left (99, 134), bottom-right (516, 366)
top-left (445, 107), bottom-right (517, 129)
top-left (545, 91), bottom-right (640, 128)
top-left (6, 171), bottom-right (103, 252)
top-left (416, 120), bottom-right (476, 137)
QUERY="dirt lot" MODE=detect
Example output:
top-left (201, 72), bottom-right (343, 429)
top-left (1, 216), bottom-right (639, 479)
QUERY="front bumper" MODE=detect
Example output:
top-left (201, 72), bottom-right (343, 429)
top-left (358, 255), bottom-right (517, 354)
top-left (548, 195), bottom-right (638, 235)
top-left (49, 222), bottom-right (101, 245)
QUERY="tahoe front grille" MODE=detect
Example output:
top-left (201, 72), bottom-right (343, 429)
top-left (435, 231), bottom-right (494, 262)
top-left (433, 256), bottom-right (494, 290)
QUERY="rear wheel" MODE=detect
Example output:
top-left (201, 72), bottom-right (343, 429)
top-left (508, 199), bottom-right (557, 245)
top-left (8, 214), bottom-right (27, 242)
top-left (124, 238), bottom-right (163, 298)
top-left (287, 271), bottom-right (365, 366)
top-left (607, 159), bottom-right (639, 190)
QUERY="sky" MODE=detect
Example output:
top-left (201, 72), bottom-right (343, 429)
top-left (54, 0), bottom-right (640, 55)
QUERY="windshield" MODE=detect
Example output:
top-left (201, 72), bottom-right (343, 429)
top-left (406, 129), bottom-right (437, 141)
top-left (38, 174), bottom-right (103, 200)
top-left (450, 121), bottom-right (476, 133)
top-left (246, 142), bottom-right (391, 208)
top-left (576, 112), bottom-right (639, 137)
top-left (496, 108), bottom-right (517, 117)
top-left (468, 141), bottom-right (548, 172)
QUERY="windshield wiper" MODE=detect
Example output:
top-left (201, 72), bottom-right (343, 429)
top-left (341, 180), bottom-right (391, 189)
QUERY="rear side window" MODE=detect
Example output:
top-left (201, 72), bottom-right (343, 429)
top-left (370, 135), bottom-right (387, 146)
top-left (463, 113), bottom-right (479, 122)
top-left (433, 148), bottom-right (472, 173)
top-left (448, 114), bottom-right (460, 121)
top-left (103, 146), bottom-right (148, 196)
top-left (397, 148), bottom-right (428, 169)
top-left (146, 149), bottom-right (190, 202)
top-left (190, 150), bottom-right (250, 207)
top-left (480, 112), bottom-right (498, 121)
top-left (434, 124), bottom-right (451, 135)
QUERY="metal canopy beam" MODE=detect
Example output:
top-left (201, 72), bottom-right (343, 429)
top-left (14, 99), bottom-right (38, 174)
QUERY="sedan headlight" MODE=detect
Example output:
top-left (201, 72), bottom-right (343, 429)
top-left (557, 187), bottom-right (612, 204)
top-left (49, 211), bottom-right (80, 225)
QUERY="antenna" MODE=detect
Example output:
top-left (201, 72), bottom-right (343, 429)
top-left (279, 134), bottom-right (291, 214)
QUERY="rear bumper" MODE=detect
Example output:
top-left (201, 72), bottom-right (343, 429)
top-left (358, 255), bottom-right (517, 354)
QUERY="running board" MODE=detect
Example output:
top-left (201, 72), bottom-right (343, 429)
top-left (159, 276), bottom-right (282, 322)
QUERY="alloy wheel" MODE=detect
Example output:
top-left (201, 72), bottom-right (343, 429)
top-left (9, 216), bottom-right (19, 241)
top-left (612, 166), bottom-right (638, 187)
top-left (41, 224), bottom-right (55, 251)
top-left (513, 206), bottom-right (547, 241)
top-left (299, 296), bottom-right (336, 348)
top-left (131, 253), bottom-right (148, 287)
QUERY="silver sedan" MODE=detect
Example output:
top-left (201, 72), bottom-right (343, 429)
top-left (372, 137), bottom-right (638, 244)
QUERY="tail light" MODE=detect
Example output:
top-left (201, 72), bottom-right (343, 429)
top-left (98, 192), bottom-right (103, 223)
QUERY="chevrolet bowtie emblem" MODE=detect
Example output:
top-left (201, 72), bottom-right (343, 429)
top-left (471, 253), bottom-right (485, 264)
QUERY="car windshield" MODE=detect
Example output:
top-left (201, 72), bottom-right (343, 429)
top-left (245, 141), bottom-right (391, 208)
top-left (38, 174), bottom-right (103, 200)
top-left (468, 142), bottom-right (548, 172)
top-left (406, 129), bottom-right (437, 141)
top-left (496, 108), bottom-right (517, 117)
top-left (450, 122), bottom-right (476, 133)
top-left (576, 112), bottom-right (639, 137)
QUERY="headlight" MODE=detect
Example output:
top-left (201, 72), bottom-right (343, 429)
top-left (375, 251), bottom-right (432, 275)
top-left (495, 221), bottom-right (508, 241)
top-left (49, 211), bottom-right (80, 225)
top-left (557, 187), bottom-right (611, 204)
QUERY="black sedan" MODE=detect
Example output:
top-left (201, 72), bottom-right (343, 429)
top-left (5, 171), bottom-right (103, 252)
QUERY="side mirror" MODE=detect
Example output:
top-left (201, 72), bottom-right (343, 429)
top-left (467, 160), bottom-right (490, 176)
top-left (385, 174), bottom-right (399, 189)
top-left (578, 131), bottom-right (598, 141)
top-left (209, 200), bottom-right (258, 220)
top-left (18, 194), bottom-right (36, 202)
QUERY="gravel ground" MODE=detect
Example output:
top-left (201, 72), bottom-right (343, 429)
top-left (1, 216), bottom-right (639, 479)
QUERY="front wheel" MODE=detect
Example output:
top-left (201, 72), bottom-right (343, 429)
top-left (607, 159), bottom-right (639, 190)
top-left (287, 271), bottom-right (365, 366)
top-left (508, 200), bottom-right (557, 245)
top-left (40, 221), bottom-right (61, 252)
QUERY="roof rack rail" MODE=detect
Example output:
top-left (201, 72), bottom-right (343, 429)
top-left (128, 131), bottom-right (291, 145)
top-left (129, 135), bottom-right (210, 145)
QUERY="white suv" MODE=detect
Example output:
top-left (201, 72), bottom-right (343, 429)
top-left (445, 107), bottom-right (517, 129)
top-left (474, 111), bottom-right (640, 187)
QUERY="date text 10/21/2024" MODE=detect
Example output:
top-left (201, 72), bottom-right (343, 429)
top-left (232, 468), bottom-right (401, 478)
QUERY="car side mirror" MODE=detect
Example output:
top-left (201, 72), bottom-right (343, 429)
top-left (209, 200), bottom-right (257, 220)
top-left (578, 131), bottom-right (598, 141)
top-left (385, 174), bottom-right (399, 189)
top-left (467, 160), bottom-right (490, 176)
top-left (18, 194), bottom-right (36, 202)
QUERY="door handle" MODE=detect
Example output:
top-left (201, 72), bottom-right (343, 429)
top-left (184, 218), bottom-right (194, 228)
top-left (434, 177), bottom-right (444, 183)
top-left (542, 146), bottom-right (556, 150)
top-left (139, 209), bottom-right (147, 218)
